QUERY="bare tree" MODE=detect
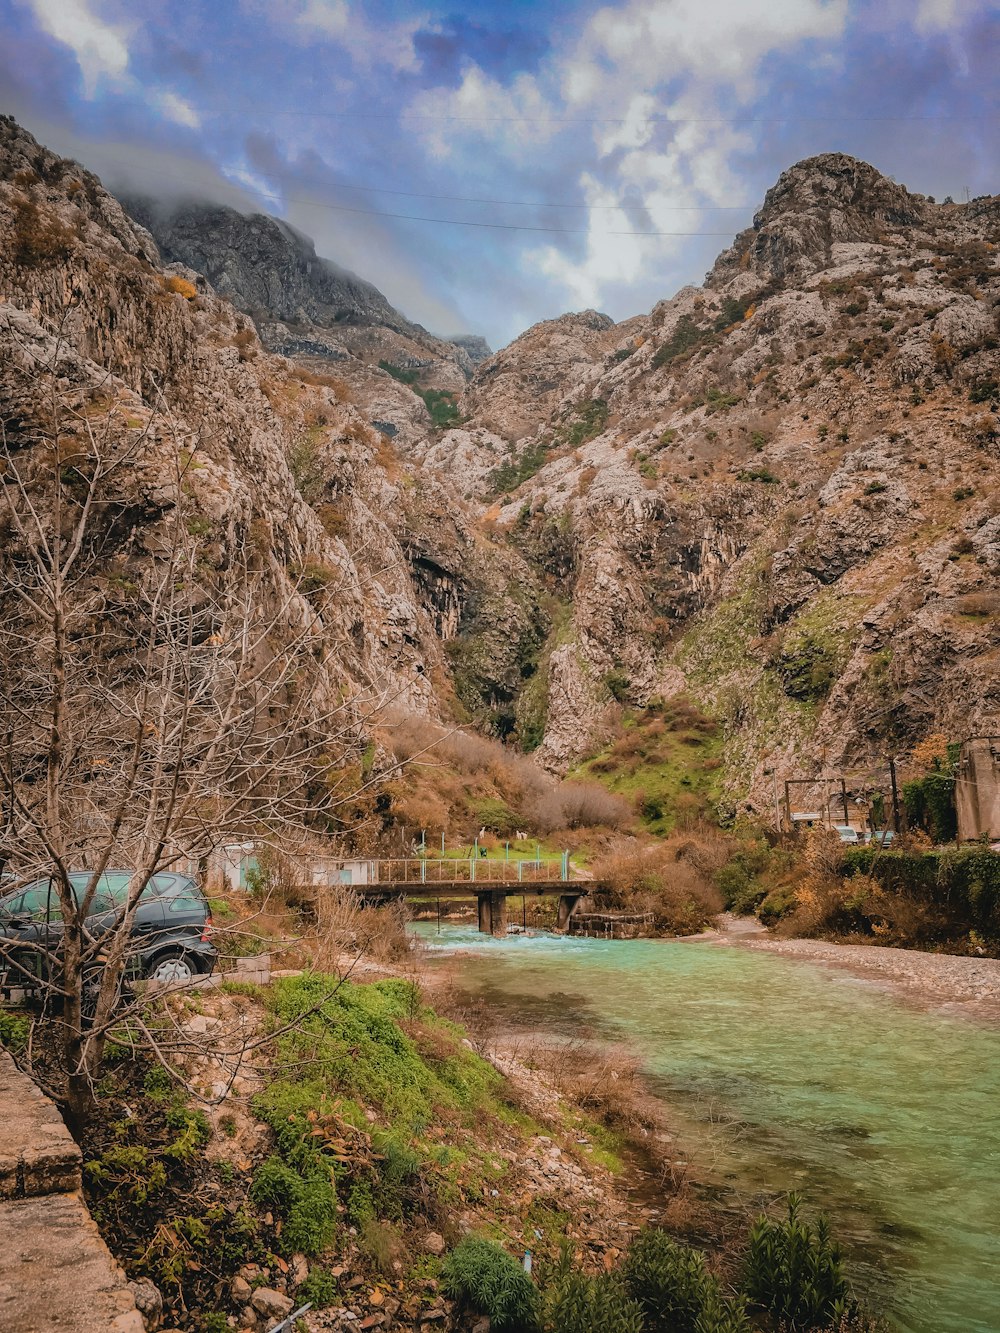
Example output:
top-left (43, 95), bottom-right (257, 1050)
top-left (0, 315), bottom-right (394, 1122)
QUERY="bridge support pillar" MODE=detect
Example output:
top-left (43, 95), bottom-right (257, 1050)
top-left (477, 892), bottom-right (508, 937)
top-left (556, 893), bottom-right (582, 932)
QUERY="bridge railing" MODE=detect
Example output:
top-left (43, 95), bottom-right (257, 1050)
top-left (374, 856), bottom-right (571, 885)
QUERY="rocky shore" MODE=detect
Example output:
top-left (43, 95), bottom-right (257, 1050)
top-left (722, 925), bottom-right (1000, 1021)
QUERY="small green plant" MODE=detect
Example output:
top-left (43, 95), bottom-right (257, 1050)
top-left (544, 1268), bottom-right (644, 1333)
top-left (441, 1237), bottom-right (537, 1330)
top-left (0, 1010), bottom-right (30, 1053)
top-left (652, 315), bottom-right (705, 368)
top-left (604, 669), bottom-right (630, 703)
top-left (622, 1229), bottom-right (717, 1332)
top-left (298, 1266), bottom-right (338, 1308)
top-left (737, 467), bottom-right (779, 484)
top-left (864, 481), bottom-right (887, 495)
top-left (744, 1195), bottom-right (850, 1330)
top-left (250, 1154), bottom-right (337, 1257)
top-left (953, 486), bottom-right (975, 501)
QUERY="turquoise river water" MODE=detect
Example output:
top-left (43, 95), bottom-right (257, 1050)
top-left (412, 924), bottom-right (1000, 1332)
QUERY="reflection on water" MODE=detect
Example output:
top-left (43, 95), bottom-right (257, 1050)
top-left (412, 924), bottom-right (1000, 1333)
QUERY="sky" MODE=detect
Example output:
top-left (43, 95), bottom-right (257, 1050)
top-left (1, 0), bottom-right (997, 347)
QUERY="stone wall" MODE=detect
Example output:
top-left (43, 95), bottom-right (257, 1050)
top-left (0, 1049), bottom-right (145, 1332)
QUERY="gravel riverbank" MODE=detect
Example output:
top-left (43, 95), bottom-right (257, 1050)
top-left (715, 924), bottom-right (1000, 1021)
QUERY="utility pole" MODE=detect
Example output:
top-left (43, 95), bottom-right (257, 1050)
top-left (889, 757), bottom-right (901, 832)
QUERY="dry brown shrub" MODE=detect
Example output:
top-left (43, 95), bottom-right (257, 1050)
top-left (292, 367), bottom-right (352, 400)
top-left (592, 838), bottom-right (722, 932)
top-left (164, 274), bottom-right (198, 300)
top-left (955, 591), bottom-right (1000, 618)
top-left (534, 781), bottom-right (630, 832)
top-left (393, 785), bottom-right (450, 831)
top-left (233, 326), bottom-right (258, 361)
top-left (9, 196), bottom-right (74, 267)
top-left (534, 1041), bottom-right (655, 1136)
top-left (312, 889), bottom-right (413, 970)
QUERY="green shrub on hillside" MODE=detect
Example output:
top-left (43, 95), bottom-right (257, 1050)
top-left (250, 1153), bottom-right (337, 1257)
top-left (776, 631), bottom-right (840, 702)
top-left (652, 315), bottom-right (705, 368)
top-left (442, 1237), bottom-right (538, 1330)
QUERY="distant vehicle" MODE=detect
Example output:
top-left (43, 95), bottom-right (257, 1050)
top-left (0, 870), bottom-right (216, 990)
top-left (866, 830), bottom-right (895, 847)
top-left (834, 826), bottom-right (861, 844)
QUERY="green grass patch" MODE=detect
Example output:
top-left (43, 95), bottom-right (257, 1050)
top-left (575, 697), bottom-right (723, 833)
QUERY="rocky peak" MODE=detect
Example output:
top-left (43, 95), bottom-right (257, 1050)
top-left (710, 152), bottom-right (932, 290)
top-left (464, 309), bottom-right (619, 443)
top-left (447, 333), bottom-right (493, 366)
top-left (122, 195), bottom-right (414, 334)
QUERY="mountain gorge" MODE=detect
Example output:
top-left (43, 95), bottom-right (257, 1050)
top-left (2, 116), bottom-right (998, 826)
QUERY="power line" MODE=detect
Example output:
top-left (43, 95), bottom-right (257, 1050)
top-left (238, 108), bottom-right (1000, 126)
top-left (112, 159), bottom-right (744, 237)
top-left (271, 176), bottom-right (755, 212)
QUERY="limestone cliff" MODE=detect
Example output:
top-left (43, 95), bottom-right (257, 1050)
top-left (451, 154), bottom-right (1000, 812)
top-left (4, 119), bottom-right (997, 823)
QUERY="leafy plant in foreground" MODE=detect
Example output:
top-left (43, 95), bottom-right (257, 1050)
top-left (543, 1268), bottom-right (644, 1333)
top-left (744, 1194), bottom-right (849, 1329)
top-left (441, 1237), bottom-right (538, 1330)
top-left (622, 1229), bottom-right (717, 1331)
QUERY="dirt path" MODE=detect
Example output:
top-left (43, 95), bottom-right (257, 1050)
top-left (706, 915), bottom-right (1000, 1021)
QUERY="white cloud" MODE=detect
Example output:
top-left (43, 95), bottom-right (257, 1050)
top-left (405, 0), bottom-right (850, 312)
top-left (295, 0), bottom-right (349, 38)
top-left (275, 0), bottom-right (421, 70)
top-left (407, 65), bottom-right (560, 161)
top-left (153, 91), bottom-right (201, 129)
top-left (21, 0), bottom-right (130, 95)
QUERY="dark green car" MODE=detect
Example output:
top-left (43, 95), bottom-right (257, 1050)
top-left (0, 870), bottom-right (217, 991)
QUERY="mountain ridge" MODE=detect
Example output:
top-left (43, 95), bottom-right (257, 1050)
top-left (2, 115), bottom-right (997, 826)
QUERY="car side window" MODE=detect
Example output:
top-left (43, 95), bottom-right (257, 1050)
top-left (167, 892), bottom-right (204, 914)
top-left (14, 882), bottom-right (56, 919)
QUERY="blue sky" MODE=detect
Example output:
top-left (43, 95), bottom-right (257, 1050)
top-left (1, 0), bottom-right (997, 347)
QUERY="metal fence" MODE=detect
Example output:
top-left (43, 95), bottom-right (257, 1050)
top-left (371, 856), bottom-right (571, 885)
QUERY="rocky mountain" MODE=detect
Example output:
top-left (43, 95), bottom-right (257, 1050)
top-left (3, 118), bottom-right (997, 826)
top-left (447, 155), bottom-right (1000, 812)
top-left (0, 116), bottom-right (543, 822)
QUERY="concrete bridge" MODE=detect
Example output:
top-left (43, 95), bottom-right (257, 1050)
top-left (325, 857), bottom-right (596, 936)
top-left (358, 880), bottom-right (591, 936)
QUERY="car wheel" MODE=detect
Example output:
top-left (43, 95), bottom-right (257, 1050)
top-left (146, 952), bottom-right (198, 984)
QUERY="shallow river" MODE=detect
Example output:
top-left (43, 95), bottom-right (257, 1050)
top-left (412, 924), bottom-right (1000, 1333)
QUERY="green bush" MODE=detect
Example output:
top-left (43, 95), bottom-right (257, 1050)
top-left (249, 1153), bottom-right (337, 1257)
top-left (842, 846), bottom-right (1000, 935)
top-left (652, 315), bottom-right (705, 368)
top-left (744, 1195), bottom-right (849, 1329)
top-left (902, 772), bottom-right (957, 843)
top-left (544, 1270), bottom-right (644, 1333)
top-left (776, 632), bottom-right (839, 701)
top-left (298, 1266), bottom-right (338, 1308)
top-left (622, 1230), bottom-right (717, 1332)
top-left (715, 841), bottom-right (774, 914)
top-left (0, 1010), bottom-right (30, 1053)
top-left (694, 1288), bottom-right (752, 1332)
top-left (441, 1237), bottom-right (537, 1330)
